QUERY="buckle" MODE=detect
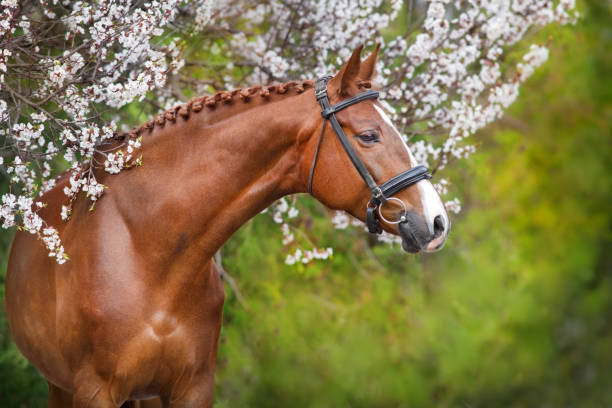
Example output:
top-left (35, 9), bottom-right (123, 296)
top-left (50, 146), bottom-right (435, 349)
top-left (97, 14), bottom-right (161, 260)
top-left (372, 186), bottom-right (384, 201)
top-left (315, 88), bottom-right (328, 100)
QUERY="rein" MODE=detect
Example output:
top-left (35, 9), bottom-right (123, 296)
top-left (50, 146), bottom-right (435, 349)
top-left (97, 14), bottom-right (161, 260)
top-left (307, 76), bottom-right (432, 234)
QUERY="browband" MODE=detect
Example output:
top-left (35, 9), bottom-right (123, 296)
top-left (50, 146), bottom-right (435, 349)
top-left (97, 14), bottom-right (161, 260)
top-left (320, 90), bottom-right (380, 118)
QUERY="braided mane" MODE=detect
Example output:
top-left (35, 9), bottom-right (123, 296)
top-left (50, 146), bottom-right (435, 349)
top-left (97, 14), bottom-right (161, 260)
top-left (114, 79), bottom-right (372, 141)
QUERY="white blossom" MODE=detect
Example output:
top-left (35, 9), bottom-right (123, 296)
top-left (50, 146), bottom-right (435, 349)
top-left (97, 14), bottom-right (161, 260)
top-left (331, 211), bottom-right (350, 230)
top-left (0, 1), bottom-right (216, 261)
top-left (0, 0), bottom-right (578, 263)
top-left (445, 198), bottom-right (462, 214)
top-left (518, 44), bottom-right (550, 81)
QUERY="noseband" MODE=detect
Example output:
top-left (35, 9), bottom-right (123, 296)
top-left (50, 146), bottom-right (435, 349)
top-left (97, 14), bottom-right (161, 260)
top-left (307, 76), bottom-right (432, 234)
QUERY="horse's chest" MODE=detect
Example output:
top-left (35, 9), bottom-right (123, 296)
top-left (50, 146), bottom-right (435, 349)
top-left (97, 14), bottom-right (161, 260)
top-left (58, 261), bottom-right (226, 396)
top-left (90, 278), bottom-right (225, 399)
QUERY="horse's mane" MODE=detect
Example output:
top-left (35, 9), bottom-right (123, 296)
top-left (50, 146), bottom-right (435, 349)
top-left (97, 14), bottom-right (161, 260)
top-left (114, 79), bottom-right (373, 142)
top-left (114, 80), bottom-right (317, 141)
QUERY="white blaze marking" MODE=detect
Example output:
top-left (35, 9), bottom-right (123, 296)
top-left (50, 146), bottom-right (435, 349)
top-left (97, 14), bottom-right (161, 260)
top-left (373, 104), bottom-right (448, 235)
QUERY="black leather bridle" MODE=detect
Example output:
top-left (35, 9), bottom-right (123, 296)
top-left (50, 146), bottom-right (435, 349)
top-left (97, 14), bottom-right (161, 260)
top-left (308, 76), bottom-right (432, 234)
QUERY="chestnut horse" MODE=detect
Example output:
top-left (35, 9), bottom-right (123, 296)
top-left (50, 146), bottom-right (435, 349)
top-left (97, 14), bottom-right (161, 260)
top-left (5, 46), bottom-right (448, 407)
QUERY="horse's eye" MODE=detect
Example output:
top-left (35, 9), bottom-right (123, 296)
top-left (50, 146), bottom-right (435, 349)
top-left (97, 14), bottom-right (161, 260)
top-left (357, 131), bottom-right (380, 143)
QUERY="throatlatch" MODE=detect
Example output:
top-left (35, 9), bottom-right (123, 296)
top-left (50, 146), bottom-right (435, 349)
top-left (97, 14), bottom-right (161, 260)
top-left (308, 76), bottom-right (432, 234)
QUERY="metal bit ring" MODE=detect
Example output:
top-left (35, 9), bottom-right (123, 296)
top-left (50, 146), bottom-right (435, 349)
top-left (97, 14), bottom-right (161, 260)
top-left (377, 197), bottom-right (408, 225)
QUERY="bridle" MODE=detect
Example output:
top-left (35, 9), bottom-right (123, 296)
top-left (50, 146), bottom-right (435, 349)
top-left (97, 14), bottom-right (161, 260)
top-left (307, 76), bottom-right (432, 235)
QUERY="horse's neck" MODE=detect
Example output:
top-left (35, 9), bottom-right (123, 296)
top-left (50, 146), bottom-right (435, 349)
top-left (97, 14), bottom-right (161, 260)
top-left (111, 90), bottom-right (316, 268)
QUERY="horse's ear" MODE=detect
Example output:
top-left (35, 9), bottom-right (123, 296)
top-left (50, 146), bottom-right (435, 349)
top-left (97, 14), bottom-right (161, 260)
top-left (329, 44), bottom-right (363, 96)
top-left (359, 43), bottom-right (380, 80)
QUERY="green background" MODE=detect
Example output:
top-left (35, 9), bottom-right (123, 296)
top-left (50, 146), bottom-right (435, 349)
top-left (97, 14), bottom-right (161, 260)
top-left (1, 1), bottom-right (610, 406)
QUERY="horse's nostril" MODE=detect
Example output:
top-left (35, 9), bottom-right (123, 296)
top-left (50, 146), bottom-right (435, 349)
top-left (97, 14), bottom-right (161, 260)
top-left (433, 215), bottom-right (445, 238)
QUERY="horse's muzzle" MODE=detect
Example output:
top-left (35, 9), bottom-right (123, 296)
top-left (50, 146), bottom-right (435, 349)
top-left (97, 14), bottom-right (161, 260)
top-left (398, 210), bottom-right (449, 253)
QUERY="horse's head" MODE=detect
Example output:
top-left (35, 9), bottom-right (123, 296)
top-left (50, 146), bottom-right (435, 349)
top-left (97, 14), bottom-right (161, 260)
top-left (305, 45), bottom-right (449, 253)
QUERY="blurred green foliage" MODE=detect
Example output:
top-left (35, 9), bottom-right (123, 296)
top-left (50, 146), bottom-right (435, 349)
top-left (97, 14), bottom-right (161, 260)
top-left (1, 1), bottom-right (610, 406)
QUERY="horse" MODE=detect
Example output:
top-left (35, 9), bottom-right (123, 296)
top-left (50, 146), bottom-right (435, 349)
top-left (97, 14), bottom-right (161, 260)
top-left (5, 45), bottom-right (449, 407)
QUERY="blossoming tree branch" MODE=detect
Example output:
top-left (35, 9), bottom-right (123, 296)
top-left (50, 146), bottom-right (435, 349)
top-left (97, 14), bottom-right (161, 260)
top-left (0, 0), bottom-right (577, 264)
